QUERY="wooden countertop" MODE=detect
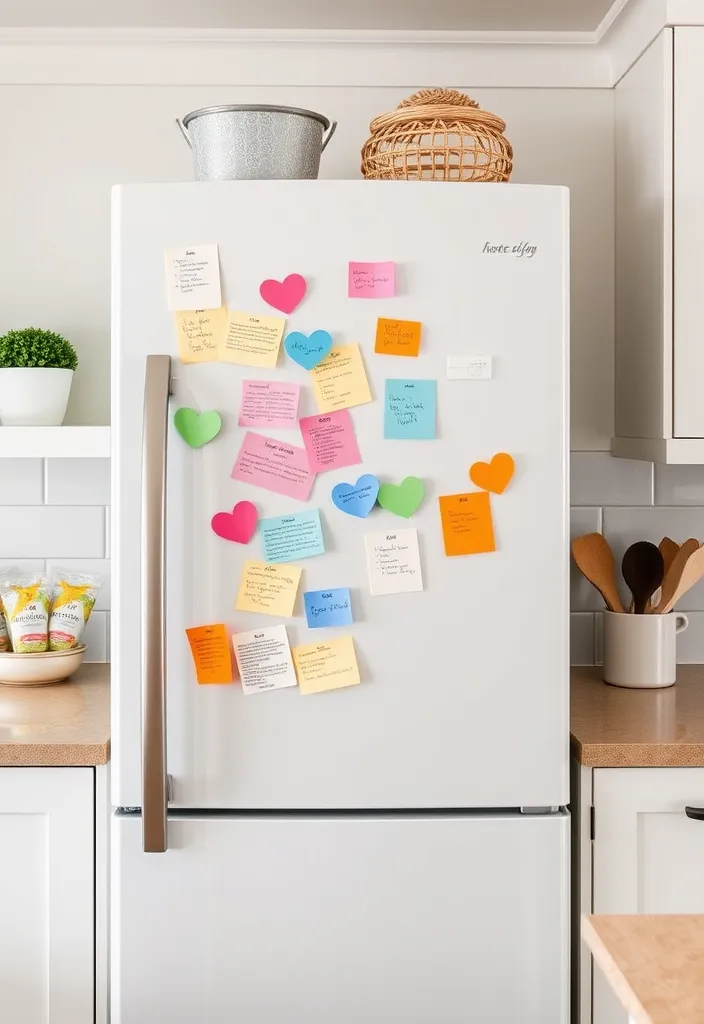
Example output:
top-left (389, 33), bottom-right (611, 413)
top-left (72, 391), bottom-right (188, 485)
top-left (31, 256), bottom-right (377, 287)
top-left (0, 663), bottom-right (110, 766)
top-left (582, 915), bottom-right (704, 1024)
top-left (571, 665), bottom-right (704, 767)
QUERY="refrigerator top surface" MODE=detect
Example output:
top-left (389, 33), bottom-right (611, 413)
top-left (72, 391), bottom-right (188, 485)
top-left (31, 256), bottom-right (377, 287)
top-left (112, 180), bottom-right (569, 810)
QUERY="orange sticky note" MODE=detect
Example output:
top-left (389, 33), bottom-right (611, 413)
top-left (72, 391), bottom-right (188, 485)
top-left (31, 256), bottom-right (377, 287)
top-left (439, 491), bottom-right (496, 557)
top-left (374, 318), bottom-right (422, 357)
top-left (186, 623), bottom-right (233, 684)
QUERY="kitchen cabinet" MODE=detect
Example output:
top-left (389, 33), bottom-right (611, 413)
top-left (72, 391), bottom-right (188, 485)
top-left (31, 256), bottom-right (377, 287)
top-left (0, 767), bottom-right (95, 1024)
top-left (575, 764), bottom-right (704, 1024)
top-left (613, 27), bottom-right (704, 463)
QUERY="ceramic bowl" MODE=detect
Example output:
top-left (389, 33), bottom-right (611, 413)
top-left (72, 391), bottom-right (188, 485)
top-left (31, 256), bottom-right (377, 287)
top-left (0, 646), bottom-right (86, 686)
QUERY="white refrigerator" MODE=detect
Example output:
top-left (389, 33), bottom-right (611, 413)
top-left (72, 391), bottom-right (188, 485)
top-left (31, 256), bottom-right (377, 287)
top-left (111, 179), bottom-right (569, 1023)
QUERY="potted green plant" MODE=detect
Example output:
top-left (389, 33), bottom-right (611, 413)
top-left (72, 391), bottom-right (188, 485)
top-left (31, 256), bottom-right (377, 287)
top-left (0, 327), bottom-right (78, 426)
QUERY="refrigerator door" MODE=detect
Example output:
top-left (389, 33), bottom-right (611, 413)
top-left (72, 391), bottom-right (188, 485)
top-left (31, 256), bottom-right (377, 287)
top-left (112, 811), bottom-right (569, 1023)
top-left (112, 180), bottom-right (569, 810)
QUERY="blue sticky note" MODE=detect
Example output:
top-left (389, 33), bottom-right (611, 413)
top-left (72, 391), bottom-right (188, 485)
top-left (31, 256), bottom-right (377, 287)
top-left (304, 588), bottom-right (353, 628)
top-left (384, 379), bottom-right (436, 440)
top-left (260, 509), bottom-right (325, 563)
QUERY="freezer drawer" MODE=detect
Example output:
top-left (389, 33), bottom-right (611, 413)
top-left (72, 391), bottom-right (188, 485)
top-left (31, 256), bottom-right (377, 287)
top-left (112, 811), bottom-right (569, 1023)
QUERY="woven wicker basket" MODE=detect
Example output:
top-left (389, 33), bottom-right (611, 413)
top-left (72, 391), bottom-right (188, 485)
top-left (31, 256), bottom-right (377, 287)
top-left (361, 88), bottom-right (513, 183)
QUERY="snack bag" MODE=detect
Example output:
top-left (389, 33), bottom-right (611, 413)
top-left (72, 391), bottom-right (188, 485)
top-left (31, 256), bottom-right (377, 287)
top-left (0, 572), bottom-right (51, 653)
top-left (48, 569), bottom-right (103, 651)
top-left (0, 566), bottom-right (18, 651)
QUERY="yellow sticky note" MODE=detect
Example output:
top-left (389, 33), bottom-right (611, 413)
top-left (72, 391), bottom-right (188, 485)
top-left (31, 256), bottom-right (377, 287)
top-left (438, 491), bottom-right (496, 557)
top-left (174, 307), bottom-right (227, 363)
top-left (309, 343), bottom-right (372, 413)
top-left (235, 561), bottom-right (302, 617)
top-left (185, 623), bottom-right (233, 684)
top-left (220, 309), bottom-right (286, 368)
top-left (292, 636), bottom-right (361, 695)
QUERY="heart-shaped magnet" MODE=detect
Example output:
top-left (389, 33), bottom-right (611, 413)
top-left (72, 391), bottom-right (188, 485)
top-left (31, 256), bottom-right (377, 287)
top-left (211, 501), bottom-right (258, 544)
top-left (259, 273), bottom-right (307, 315)
top-left (174, 408), bottom-right (222, 448)
top-left (331, 474), bottom-right (380, 518)
top-left (469, 453), bottom-right (515, 494)
top-left (284, 330), bottom-right (333, 371)
top-left (377, 476), bottom-right (424, 518)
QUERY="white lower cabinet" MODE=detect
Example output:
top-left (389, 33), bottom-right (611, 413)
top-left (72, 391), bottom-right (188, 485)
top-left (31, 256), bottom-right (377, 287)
top-left (579, 765), bottom-right (704, 1024)
top-left (0, 768), bottom-right (95, 1024)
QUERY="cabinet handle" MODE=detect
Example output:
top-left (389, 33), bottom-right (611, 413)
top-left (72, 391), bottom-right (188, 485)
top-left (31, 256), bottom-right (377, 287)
top-left (685, 806), bottom-right (704, 821)
top-left (141, 354), bottom-right (172, 854)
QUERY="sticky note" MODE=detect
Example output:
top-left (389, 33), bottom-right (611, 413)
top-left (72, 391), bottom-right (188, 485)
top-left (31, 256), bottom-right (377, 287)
top-left (303, 588), bottom-right (353, 629)
top-left (348, 261), bottom-right (395, 298)
top-left (309, 343), bottom-right (372, 413)
top-left (165, 244), bottom-right (222, 311)
top-left (232, 625), bottom-right (297, 695)
top-left (231, 432), bottom-right (315, 501)
top-left (235, 561), bottom-right (302, 617)
top-left (220, 310), bottom-right (285, 368)
top-left (299, 410), bottom-right (361, 472)
top-left (439, 491), bottom-right (496, 556)
top-left (239, 380), bottom-right (300, 429)
top-left (174, 307), bottom-right (226, 363)
top-left (174, 408), bottom-right (221, 448)
top-left (331, 474), bottom-right (379, 518)
top-left (374, 318), bottom-right (421, 357)
top-left (384, 379), bottom-right (436, 440)
top-left (469, 453), bottom-right (515, 494)
top-left (260, 509), bottom-right (325, 563)
top-left (260, 273), bottom-right (307, 315)
top-left (364, 527), bottom-right (423, 596)
top-left (292, 636), bottom-right (361, 695)
top-left (185, 623), bottom-right (232, 684)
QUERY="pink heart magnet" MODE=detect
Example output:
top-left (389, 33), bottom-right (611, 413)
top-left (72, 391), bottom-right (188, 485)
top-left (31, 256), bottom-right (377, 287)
top-left (259, 273), bottom-right (307, 315)
top-left (211, 501), bottom-right (258, 545)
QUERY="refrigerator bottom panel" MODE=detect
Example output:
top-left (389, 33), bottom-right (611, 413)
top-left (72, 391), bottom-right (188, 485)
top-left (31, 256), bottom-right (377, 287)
top-left (112, 812), bottom-right (569, 1024)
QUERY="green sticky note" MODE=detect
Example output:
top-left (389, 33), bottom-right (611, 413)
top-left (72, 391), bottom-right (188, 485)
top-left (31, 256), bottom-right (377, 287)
top-left (377, 476), bottom-right (424, 518)
top-left (174, 407), bottom-right (222, 448)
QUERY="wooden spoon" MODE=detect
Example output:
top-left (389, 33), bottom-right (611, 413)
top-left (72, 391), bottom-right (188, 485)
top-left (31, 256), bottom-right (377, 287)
top-left (571, 533), bottom-right (625, 613)
top-left (656, 542), bottom-right (704, 614)
top-left (652, 537), bottom-right (700, 613)
top-left (622, 541), bottom-right (665, 614)
top-left (659, 536), bottom-right (680, 576)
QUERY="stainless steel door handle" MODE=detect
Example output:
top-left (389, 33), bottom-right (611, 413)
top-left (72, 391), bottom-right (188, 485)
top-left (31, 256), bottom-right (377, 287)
top-left (141, 354), bottom-right (172, 853)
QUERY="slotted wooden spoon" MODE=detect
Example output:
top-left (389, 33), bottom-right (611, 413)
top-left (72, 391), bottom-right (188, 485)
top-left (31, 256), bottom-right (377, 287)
top-left (652, 537), bottom-right (700, 613)
top-left (656, 542), bottom-right (704, 614)
top-left (571, 533), bottom-right (625, 613)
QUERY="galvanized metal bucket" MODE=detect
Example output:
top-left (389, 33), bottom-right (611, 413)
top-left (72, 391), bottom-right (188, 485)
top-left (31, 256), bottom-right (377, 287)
top-left (176, 104), bottom-right (337, 181)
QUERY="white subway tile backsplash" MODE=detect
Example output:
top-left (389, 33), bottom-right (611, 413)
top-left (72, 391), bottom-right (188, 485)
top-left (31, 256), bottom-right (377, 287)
top-left (0, 459), bottom-right (43, 504)
top-left (82, 611), bottom-right (109, 663)
top-left (45, 458), bottom-right (111, 505)
top-left (571, 452), bottom-right (653, 507)
top-left (570, 507), bottom-right (604, 611)
top-left (0, 506), bottom-right (105, 558)
top-left (571, 613), bottom-right (595, 665)
top-left (602, 507), bottom-right (704, 611)
top-left (673, 612), bottom-right (704, 663)
top-left (45, 558), bottom-right (110, 610)
top-left (654, 464), bottom-right (704, 506)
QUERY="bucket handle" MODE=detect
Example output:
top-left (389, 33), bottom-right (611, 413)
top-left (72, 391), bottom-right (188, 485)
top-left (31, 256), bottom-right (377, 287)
top-left (175, 118), bottom-right (192, 149)
top-left (321, 120), bottom-right (337, 153)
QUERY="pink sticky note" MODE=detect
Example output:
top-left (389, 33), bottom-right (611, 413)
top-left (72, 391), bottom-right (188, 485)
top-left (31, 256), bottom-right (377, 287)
top-left (299, 409), bottom-right (362, 473)
top-left (231, 432), bottom-right (315, 501)
top-left (348, 261), bottom-right (395, 299)
top-left (239, 380), bottom-right (300, 429)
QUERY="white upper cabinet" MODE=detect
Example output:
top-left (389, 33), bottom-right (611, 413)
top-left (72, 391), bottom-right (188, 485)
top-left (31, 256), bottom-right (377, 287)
top-left (613, 27), bottom-right (704, 463)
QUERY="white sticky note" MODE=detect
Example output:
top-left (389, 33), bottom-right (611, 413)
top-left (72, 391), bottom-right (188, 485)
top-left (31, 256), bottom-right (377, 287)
top-left (446, 355), bottom-right (492, 380)
top-left (165, 244), bottom-right (222, 311)
top-left (232, 625), bottom-right (297, 695)
top-left (364, 527), bottom-right (424, 596)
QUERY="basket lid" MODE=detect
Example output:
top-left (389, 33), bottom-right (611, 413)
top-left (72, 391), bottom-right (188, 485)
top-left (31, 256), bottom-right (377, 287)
top-left (368, 89), bottom-right (507, 135)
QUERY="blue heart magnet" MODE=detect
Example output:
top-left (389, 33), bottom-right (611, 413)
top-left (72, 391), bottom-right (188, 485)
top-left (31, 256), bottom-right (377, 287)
top-left (331, 474), bottom-right (380, 518)
top-left (284, 329), bottom-right (333, 370)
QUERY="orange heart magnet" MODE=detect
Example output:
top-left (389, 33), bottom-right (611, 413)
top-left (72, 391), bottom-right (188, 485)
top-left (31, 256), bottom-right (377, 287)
top-left (469, 453), bottom-right (515, 494)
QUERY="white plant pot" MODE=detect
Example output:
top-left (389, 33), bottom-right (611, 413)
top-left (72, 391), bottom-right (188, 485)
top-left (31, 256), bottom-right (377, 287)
top-left (0, 368), bottom-right (74, 426)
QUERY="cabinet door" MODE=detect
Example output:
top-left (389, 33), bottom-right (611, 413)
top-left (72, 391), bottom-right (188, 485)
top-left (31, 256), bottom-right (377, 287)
top-left (592, 767), bottom-right (704, 1024)
top-left (0, 768), bottom-right (94, 1024)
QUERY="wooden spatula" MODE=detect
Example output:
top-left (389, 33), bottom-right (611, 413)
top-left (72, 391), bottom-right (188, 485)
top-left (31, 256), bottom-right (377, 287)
top-left (571, 533), bottom-right (625, 613)
top-left (659, 536), bottom-right (680, 576)
top-left (656, 542), bottom-right (704, 614)
top-left (652, 537), bottom-right (700, 613)
top-left (622, 541), bottom-right (664, 614)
